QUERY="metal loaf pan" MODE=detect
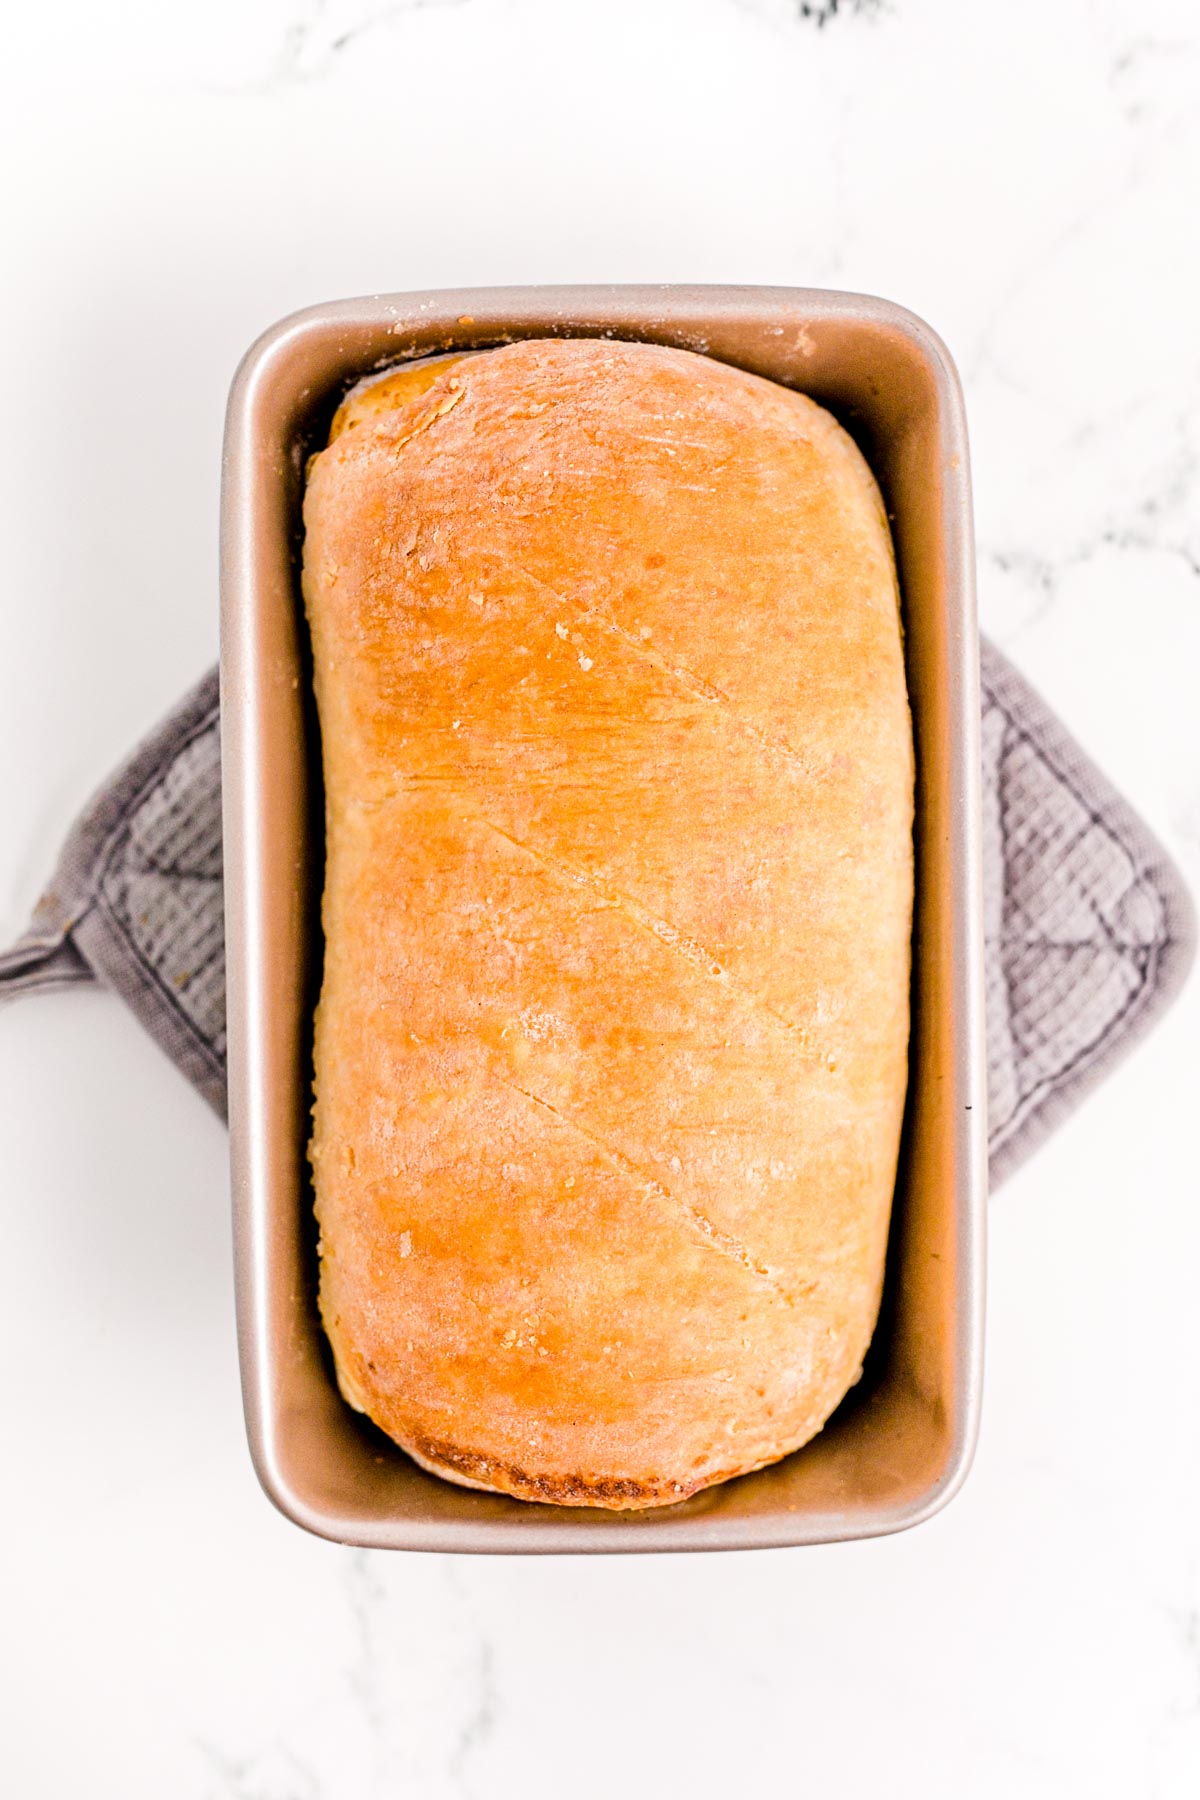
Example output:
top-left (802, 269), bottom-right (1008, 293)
top-left (220, 285), bottom-right (987, 1552)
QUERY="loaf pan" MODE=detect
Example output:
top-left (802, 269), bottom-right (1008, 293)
top-left (220, 285), bottom-right (986, 1552)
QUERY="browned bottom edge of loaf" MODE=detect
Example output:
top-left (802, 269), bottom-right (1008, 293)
top-left (400, 1429), bottom-right (799, 1512)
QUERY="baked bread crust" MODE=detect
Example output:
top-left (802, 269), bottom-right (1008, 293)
top-left (302, 338), bottom-right (913, 1510)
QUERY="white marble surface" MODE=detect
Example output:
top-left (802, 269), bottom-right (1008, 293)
top-left (1, 1), bottom-right (1198, 1794)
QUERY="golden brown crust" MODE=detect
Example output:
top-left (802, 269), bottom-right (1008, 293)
top-left (302, 337), bottom-right (913, 1510)
top-left (404, 1434), bottom-right (702, 1508)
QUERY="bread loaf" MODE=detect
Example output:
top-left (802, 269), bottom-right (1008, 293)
top-left (302, 337), bottom-right (913, 1509)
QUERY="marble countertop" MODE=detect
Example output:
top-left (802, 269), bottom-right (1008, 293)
top-left (2, 1), bottom-right (1198, 1794)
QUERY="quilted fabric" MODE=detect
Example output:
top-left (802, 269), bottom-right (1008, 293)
top-left (0, 645), bottom-right (1193, 1184)
top-left (980, 642), bottom-right (1192, 1183)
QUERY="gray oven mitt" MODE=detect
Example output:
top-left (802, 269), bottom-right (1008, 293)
top-left (0, 641), bottom-right (1193, 1185)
